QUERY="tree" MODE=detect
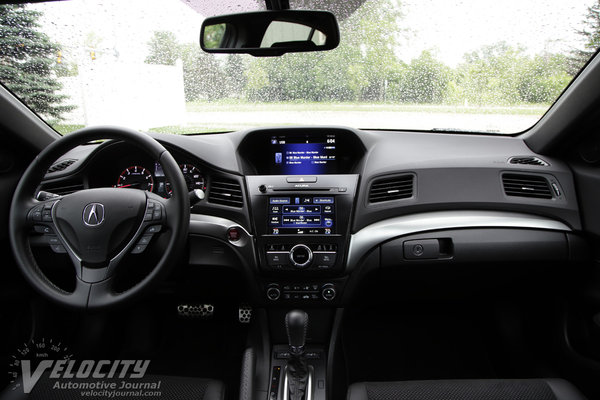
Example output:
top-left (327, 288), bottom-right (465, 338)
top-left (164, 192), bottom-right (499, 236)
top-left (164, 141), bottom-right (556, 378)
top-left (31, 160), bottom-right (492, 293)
top-left (145, 31), bottom-right (180, 66)
top-left (0, 5), bottom-right (73, 120)
top-left (569, 1), bottom-right (600, 75)
top-left (391, 50), bottom-right (450, 103)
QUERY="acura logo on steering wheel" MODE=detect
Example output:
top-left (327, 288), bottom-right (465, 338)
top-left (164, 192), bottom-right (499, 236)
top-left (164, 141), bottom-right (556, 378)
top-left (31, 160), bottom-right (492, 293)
top-left (83, 203), bottom-right (105, 226)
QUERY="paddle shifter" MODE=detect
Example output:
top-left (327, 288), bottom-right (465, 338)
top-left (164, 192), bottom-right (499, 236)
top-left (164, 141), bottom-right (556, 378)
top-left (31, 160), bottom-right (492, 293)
top-left (285, 310), bottom-right (311, 400)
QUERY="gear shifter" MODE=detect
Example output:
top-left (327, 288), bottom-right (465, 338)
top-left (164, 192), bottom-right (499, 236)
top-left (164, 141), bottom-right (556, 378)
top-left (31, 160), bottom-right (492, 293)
top-left (286, 309), bottom-right (308, 355)
top-left (285, 310), bottom-right (311, 400)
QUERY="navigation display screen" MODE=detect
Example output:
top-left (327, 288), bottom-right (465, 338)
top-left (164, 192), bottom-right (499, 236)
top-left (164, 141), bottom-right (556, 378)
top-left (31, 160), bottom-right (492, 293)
top-left (270, 134), bottom-right (336, 175)
top-left (268, 196), bottom-right (334, 235)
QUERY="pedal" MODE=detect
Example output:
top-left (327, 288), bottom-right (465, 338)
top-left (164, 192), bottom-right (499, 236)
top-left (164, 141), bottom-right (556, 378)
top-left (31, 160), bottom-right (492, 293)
top-left (177, 304), bottom-right (214, 318)
top-left (238, 304), bottom-right (252, 323)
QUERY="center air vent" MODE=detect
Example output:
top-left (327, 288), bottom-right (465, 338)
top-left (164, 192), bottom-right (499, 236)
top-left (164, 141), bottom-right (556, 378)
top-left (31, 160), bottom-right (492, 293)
top-left (509, 156), bottom-right (549, 166)
top-left (369, 174), bottom-right (414, 203)
top-left (502, 173), bottom-right (553, 199)
top-left (47, 159), bottom-right (77, 173)
top-left (208, 178), bottom-right (244, 208)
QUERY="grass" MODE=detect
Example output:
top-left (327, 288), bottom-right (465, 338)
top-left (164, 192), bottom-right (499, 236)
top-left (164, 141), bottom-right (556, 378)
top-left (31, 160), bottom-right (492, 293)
top-left (52, 101), bottom-right (549, 136)
top-left (148, 126), bottom-right (231, 135)
top-left (186, 100), bottom-right (549, 116)
top-left (52, 124), bottom-right (84, 135)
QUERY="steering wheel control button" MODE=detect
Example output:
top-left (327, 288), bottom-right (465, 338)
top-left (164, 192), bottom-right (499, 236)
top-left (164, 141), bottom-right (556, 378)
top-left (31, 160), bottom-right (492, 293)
top-left (403, 239), bottom-right (440, 260)
top-left (34, 225), bottom-right (53, 234)
top-left (138, 235), bottom-right (152, 245)
top-left (41, 210), bottom-right (52, 222)
top-left (289, 244), bottom-right (313, 268)
top-left (47, 236), bottom-right (60, 245)
top-left (145, 225), bottom-right (161, 234)
top-left (131, 244), bottom-right (147, 254)
top-left (50, 244), bottom-right (66, 253)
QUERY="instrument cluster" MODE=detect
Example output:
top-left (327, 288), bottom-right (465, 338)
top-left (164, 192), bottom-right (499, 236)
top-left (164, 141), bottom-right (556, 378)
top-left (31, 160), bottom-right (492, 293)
top-left (113, 162), bottom-right (205, 198)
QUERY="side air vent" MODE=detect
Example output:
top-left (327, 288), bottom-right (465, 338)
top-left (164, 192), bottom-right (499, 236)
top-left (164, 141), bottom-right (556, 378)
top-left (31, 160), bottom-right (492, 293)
top-left (40, 180), bottom-right (84, 196)
top-left (509, 156), bottom-right (549, 166)
top-left (369, 174), bottom-right (414, 203)
top-left (208, 178), bottom-right (244, 208)
top-left (502, 173), bottom-right (553, 199)
top-left (47, 159), bottom-right (77, 173)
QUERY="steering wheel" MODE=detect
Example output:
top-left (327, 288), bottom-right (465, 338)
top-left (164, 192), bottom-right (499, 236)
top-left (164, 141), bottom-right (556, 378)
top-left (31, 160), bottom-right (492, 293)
top-left (9, 126), bottom-right (190, 309)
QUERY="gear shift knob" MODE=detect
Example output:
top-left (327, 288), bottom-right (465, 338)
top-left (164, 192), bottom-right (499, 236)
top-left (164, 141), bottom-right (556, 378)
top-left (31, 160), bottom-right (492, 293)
top-left (286, 309), bottom-right (308, 355)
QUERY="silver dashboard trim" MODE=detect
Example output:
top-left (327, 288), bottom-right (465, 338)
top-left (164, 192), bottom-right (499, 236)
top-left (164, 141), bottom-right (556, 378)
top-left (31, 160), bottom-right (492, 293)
top-left (189, 214), bottom-right (252, 247)
top-left (348, 210), bottom-right (573, 267)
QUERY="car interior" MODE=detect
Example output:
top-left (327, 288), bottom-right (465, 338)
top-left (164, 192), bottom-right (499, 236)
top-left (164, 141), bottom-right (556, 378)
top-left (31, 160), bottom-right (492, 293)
top-left (2, 0), bottom-right (600, 400)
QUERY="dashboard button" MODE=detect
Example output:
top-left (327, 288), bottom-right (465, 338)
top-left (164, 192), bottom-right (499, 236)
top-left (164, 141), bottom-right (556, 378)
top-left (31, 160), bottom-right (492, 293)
top-left (314, 252), bottom-right (336, 267)
top-left (286, 176), bottom-right (317, 183)
top-left (267, 252), bottom-right (289, 266)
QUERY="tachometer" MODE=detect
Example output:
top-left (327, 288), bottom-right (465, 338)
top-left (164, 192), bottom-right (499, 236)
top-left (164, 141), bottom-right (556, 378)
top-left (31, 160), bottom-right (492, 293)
top-left (115, 166), bottom-right (154, 191)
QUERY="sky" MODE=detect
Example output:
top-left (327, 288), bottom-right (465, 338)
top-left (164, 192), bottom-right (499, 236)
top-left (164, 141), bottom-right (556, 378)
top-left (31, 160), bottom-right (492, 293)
top-left (31, 0), bottom-right (595, 67)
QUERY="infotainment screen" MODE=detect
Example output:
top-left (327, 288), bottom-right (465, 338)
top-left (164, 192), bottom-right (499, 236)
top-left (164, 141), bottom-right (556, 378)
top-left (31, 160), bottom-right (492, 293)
top-left (270, 134), bottom-right (336, 175)
top-left (268, 196), bottom-right (334, 234)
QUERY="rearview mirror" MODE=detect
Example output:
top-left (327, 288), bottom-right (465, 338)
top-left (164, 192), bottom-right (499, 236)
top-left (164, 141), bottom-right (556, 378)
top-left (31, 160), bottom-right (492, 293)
top-left (200, 10), bottom-right (340, 57)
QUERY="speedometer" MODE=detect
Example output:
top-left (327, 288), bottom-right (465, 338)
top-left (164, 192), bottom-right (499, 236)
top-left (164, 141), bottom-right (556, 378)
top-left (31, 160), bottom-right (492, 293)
top-left (180, 164), bottom-right (205, 191)
top-left (115, 166), bottom-right (154, 191)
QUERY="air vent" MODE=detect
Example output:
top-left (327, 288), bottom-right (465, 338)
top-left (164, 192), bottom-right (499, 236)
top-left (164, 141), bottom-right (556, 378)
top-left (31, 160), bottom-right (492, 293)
top-left (40, 180), bottom-right (84, 196)
top-left (47, 159), bottom-right (77, 173)
top-left (509, 156), bottom-right (548, 166)
top-left (502, 174), bottom-right (553, 199)
top-left (369, 174), bottom-right (414, 203)
top-left (208, 178), bottom-right (243, 208)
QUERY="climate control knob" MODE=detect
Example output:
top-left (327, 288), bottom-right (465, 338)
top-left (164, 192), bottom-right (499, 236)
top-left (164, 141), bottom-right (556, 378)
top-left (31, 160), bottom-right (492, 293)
top-left (289, 244), bottom-right (313, 269)
top-left (322, 285), bottom-right (336, 301)
top-left (266, 286), bottom-right (281, 301)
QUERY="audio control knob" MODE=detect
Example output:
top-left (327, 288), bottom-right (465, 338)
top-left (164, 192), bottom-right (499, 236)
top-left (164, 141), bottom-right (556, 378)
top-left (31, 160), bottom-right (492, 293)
top-left (289, 244), bottom-right (313, 268)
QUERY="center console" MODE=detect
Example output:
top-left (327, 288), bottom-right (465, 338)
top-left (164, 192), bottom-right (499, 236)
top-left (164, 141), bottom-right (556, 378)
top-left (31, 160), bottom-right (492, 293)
top-left (247, 174), bottom-right (358, 276)
top-left (240, 128), bottom-right (363, 304)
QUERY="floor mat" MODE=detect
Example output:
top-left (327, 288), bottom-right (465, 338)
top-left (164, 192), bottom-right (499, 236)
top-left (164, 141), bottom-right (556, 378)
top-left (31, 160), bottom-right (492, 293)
top-left (342, 302), bottom-right (497, 383)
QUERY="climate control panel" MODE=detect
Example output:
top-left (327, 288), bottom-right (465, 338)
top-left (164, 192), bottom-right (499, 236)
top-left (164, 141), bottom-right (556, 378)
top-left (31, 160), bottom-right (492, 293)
top-left (265, 243), bottom-right (337, 271)
top-left (266, 283), bottom-right (337, 302)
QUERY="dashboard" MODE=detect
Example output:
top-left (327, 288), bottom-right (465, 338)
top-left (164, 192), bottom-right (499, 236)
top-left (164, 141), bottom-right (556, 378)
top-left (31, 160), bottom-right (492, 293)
top-left (36, 126), bottom-right (583, 306)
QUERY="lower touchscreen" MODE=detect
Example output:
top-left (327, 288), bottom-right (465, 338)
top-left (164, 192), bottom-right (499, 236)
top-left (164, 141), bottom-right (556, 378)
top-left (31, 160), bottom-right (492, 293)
top-left (268, 196), bottom-right (334, 234)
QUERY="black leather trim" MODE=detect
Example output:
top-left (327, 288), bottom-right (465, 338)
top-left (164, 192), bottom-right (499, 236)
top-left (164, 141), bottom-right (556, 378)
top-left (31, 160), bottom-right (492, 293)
top-left (239, 348), bottom-right (255, 400)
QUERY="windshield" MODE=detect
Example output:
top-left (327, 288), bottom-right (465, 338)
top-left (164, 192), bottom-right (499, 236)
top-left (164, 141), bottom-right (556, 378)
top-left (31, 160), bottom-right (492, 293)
top-left (0, 0), bottom-right (597, 135)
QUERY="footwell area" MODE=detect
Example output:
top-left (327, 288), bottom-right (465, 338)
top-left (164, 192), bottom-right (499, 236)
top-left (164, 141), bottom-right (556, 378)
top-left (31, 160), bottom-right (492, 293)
top-left (341, 299), bottom-right (559, 385)
top-left (116, 300), bottom-right (248, 400)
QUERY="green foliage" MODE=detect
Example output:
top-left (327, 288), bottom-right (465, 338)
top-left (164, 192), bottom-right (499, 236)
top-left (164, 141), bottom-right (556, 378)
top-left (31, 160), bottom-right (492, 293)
top-left (203, 24), bottom-right (226, 49)
top-left (145, 31), bottom-right (179, 66)
top-left (389, 51), bottom-right (450, 103)
top-left (179, 44), bottom-right (227, 101)
top-left (143, 0), bottom-right (578, 108)
top-left (0, 4), bottom-right (74, 120)
top-left (569, 0), bottom-right (600, 74)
